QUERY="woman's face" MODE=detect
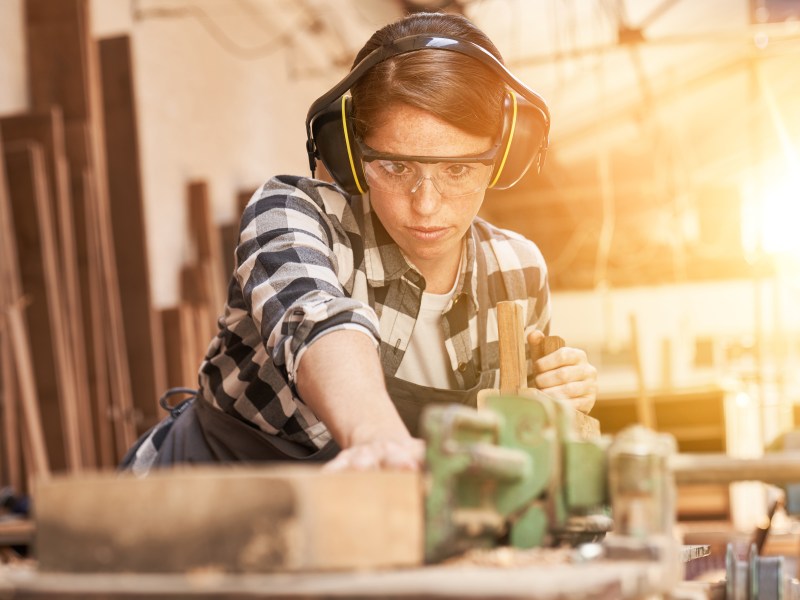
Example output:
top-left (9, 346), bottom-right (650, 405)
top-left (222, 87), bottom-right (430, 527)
top-left (363, 103), bottom-right (494, 279)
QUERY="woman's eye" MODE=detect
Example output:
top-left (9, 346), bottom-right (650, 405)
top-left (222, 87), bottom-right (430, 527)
top-left (445, 164), bottom-right (470, 178)
top-left (380, 161), bottom-right (411, 176)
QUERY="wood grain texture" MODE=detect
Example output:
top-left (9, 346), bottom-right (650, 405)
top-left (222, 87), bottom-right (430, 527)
top-left (99, 35), bottom-right (167, 431)
top-left (34, 466), bottom-right (424, 574)
top-left (4, 142), bottom-right (81, 473)
top-left (479, 301), bottom-right (600, 440)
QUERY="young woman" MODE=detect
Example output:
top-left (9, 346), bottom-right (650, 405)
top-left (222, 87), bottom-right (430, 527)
top-left (123, 11), bottom-right (597, 474)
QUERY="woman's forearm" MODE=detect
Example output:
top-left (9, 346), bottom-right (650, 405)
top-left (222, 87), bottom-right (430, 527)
top-left (295, 329), bottom-right (411, 449)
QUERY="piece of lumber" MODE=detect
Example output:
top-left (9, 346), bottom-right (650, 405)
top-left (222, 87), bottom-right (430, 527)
top-left (629, 313), bottom-right (655, 428)
top-left (26, 0), bottom-right (136, 462)
top-left (0, 331), bottom-right (22, 492)
top-left (187, 180), bottom-right (226, 314)
top-left (35, 466), bottom-right (424, 573)
top-left (4, 142), bottom-right (81, 473)
top-left (1, 554), bottom-right (688, 599)
top-left (479, 302), bottom-right (601, 440)
top-left (0, 108), bottom-right (95, 468)
top-left (0, 137), bottom-right (51, 481)
top-left (82, 168), bottom-right (137, 458)
top-left (99, 34), bottom-right (167, 431)
top-left (160, 305), bottom-right (202, 388)
top-left (179, 262), bottom-right (217, 350)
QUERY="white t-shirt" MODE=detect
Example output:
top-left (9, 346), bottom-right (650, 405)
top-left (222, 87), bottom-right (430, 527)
top-left (395, 281), bottom-right (458, 389)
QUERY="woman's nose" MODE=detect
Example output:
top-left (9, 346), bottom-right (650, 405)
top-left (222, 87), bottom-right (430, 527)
top-left (409, 176), bottom-right (443, 214)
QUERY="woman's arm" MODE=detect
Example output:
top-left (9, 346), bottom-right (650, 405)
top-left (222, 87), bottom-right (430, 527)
top-left (296, 329), bottom-right (424, 470)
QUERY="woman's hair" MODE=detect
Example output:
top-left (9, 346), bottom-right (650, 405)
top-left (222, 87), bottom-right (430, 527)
top-left (350, 12), bottom-right (506, 141)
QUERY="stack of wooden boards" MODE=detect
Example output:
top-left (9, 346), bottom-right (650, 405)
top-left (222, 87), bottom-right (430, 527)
top-left (0, 0), bottom-right (249, 497)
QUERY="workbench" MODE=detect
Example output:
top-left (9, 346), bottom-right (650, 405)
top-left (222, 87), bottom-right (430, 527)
top-left (0, 552), bottom-right (719, 600)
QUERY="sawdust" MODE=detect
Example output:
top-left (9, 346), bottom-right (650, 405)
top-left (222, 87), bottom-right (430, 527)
top-left (441, 546), bottom-right (577, 568)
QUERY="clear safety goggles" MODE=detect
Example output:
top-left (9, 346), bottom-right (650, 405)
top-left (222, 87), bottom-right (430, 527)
top-left (359, 141), bottom-right (498, 198)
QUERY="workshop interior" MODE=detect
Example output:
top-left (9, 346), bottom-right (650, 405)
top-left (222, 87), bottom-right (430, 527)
top-left (1, 0), bottom-right (800, 597)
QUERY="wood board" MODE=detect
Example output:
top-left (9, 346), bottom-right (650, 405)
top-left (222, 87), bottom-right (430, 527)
top-left (34, 465), bottom-right (423, 574)
top-left (99, 34), bottom-right (166, 432)
top-left (4, 142), bottom-right (81, 473)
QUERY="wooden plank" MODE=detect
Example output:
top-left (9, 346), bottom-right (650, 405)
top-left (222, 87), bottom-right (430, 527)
top-left (1, 555), bottom-right (686, 599)
top-left (26, 0), bottom-right (136, 462)
top-left (0, 331), bottom-right (22, 492)
top-left (187, 180), bottom-right (226, 314)
top-left (34, 466), bottom-right (424, 573)
top-left (160, 305), bottom-right (201, 389)
top-left (179, 263), bottom-right (216, 351)
top-left (63, 123), bottom-right (112, 467)
top-left (478, 302), bottom-right (601, 439)
top-left (82, 169), bottom-right (137, 459)
top-left (4, 142), bottom-right (81, 473)
top-left (99, 35), bottom-right (166, 431)
top-left (0, 108), bottom-right (95, 468)
top-left (629, 314), bottom-right (655, 428)
top-left (0, 136), bottom-right (51, 481)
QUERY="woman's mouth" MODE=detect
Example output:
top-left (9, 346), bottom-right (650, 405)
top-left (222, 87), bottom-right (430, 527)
top-left (407, 226), bottom-right (450, 241)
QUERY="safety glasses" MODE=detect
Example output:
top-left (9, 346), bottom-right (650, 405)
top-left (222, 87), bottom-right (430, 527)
top-left (359, 141), bottom-right (498, 198)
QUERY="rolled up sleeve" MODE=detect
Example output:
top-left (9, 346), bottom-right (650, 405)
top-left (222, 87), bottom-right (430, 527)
top-left (235, 177), bottom-right (380, 383)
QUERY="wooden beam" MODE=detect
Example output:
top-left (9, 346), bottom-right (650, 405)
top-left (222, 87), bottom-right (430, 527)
top-left (160, 305), bottom-right (202, 389)
top-left (0, 136), bottom-right (51, 481)
top-left (35, 466), bottom-right (423, 573)
top-left (26, 0), bottom-right (136, 461)
top-left (4, 142), bottom-right (82, 472)
top-left (0, 331), bottom-right (22, 492)
top-left (0, 108), bottom-right (95, 468)
top-left (99, 35), bottom-right (167, 431)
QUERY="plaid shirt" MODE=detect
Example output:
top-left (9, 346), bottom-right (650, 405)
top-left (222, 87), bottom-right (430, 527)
top-left (198, 175), bottom-right (551, 450)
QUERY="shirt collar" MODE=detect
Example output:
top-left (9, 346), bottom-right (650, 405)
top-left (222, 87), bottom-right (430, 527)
top-left (360, 194), bottom-right (478, 299)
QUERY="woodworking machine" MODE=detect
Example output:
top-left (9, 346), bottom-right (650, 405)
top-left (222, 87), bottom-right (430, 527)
top-left (421, 301), bottom-right (800, 599)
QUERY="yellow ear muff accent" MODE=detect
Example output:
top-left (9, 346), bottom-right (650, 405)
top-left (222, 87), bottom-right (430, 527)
top-left (341, 95), bottom-right (366, 195)
top-left (488, 91), bottom-right (517, 189)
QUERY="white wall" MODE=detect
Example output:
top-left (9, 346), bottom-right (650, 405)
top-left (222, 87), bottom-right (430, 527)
top-left (0, 0), bottom-right (27, 115)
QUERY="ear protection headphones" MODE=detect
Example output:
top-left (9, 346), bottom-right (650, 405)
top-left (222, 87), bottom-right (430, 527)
top-left (305, 35), bottom-right (551, 196)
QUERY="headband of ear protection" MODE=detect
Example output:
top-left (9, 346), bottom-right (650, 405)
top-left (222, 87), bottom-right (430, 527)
top-left (305, 34), bottom-right (551, 196)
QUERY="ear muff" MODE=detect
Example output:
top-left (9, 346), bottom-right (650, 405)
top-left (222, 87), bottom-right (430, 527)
top-left (487, 91), bottom-right (548, 190)
top-left (310, 95), bottom-right (367, 196)
top-left (305, 34), bottom-right (551, 195)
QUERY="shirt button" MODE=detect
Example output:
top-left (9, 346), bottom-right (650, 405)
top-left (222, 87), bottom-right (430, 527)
top-left (457, 362), bottom-right (467, 372)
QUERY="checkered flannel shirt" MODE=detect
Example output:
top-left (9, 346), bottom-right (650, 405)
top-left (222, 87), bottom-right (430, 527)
top-left (197, 175), bottom-right (551, 450)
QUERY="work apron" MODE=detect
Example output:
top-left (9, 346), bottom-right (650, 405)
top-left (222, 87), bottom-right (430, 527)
top-left (124, 239), bottom-right (502, 468)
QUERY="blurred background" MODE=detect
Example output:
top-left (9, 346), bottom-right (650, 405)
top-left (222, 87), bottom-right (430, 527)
top-left (1, 0), bottom-right (800, 530)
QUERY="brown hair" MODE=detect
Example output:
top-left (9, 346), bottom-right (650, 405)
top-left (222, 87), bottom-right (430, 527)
top-left (350, 12), bottom-right (506, 141)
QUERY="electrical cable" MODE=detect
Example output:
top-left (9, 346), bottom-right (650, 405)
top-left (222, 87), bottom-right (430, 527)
top-left (131, 0), bottom-right (304, 60)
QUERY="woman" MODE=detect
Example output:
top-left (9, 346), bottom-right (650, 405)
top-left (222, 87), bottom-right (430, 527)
top-left (123, 11), bottom-right (597, 474)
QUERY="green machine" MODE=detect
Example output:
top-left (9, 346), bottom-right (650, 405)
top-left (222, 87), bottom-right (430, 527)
top-left (422, 391), bottom-right (610, 562)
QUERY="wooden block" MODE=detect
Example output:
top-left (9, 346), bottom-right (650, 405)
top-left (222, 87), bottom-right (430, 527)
top-left (478, 302), bottom-right (600, 440)
top-left (34, 466), bottom-right (424, 573)
top-left (99, 35), bottom-right (166, 430)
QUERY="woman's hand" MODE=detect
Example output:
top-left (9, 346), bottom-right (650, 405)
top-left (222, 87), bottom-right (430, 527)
top-left (527, 330), bottom-right (597, 414)
top-left (324, 437), bottom-right (425, 472)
